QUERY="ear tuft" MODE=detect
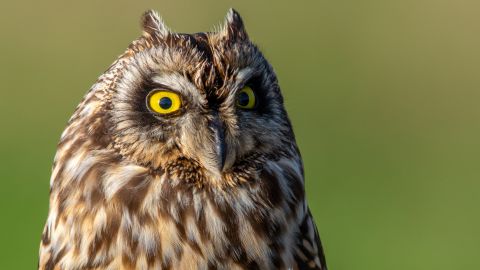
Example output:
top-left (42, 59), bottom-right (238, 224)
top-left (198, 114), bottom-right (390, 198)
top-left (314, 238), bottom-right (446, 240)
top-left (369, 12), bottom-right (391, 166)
top-left (221, 8), bottom-right (249, 41)
top-left (141, 10), bottom-right (169, 38)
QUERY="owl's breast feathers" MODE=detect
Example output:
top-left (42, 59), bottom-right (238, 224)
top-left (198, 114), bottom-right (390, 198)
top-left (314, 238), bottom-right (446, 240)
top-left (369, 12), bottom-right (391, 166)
top-left (39, 134), bottom-right (326, 269)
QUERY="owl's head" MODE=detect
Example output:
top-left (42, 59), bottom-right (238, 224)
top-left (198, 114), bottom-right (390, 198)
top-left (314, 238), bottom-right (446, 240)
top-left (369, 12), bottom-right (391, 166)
top-left (108, 9), bottom-right (296, 183)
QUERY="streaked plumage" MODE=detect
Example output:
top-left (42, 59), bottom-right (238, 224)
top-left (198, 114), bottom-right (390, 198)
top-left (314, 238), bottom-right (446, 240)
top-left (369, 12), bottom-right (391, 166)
top-left (39, 9), bottom-right (327, 270)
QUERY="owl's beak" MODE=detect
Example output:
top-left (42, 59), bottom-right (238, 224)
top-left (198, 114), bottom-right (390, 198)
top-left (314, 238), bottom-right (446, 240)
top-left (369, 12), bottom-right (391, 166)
top-left (211, 115), bottom-right (228, 172)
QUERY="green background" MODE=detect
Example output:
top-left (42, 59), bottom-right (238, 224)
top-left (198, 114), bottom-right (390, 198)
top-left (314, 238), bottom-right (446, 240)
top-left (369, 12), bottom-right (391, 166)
top-left (1, 0), bottom-right (479, 269)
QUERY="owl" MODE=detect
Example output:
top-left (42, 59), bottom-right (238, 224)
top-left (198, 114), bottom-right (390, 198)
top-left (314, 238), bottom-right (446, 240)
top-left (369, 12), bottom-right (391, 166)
top-left (39, 9), bottom-right (327, 270)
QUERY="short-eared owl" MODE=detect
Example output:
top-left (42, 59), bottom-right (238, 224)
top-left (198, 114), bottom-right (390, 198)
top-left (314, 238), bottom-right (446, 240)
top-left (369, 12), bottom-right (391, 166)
top-left (39, 9), bottom-right (327, 270)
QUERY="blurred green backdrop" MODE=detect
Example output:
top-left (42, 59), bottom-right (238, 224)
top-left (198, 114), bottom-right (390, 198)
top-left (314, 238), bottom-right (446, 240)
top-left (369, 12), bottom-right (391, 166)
top-left (1, 0), bottom-right (479, 269)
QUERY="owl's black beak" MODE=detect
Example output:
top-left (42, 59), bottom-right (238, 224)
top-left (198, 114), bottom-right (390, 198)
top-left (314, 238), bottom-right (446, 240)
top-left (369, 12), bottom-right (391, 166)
top-left (210, 115), bottom-right (228, 171)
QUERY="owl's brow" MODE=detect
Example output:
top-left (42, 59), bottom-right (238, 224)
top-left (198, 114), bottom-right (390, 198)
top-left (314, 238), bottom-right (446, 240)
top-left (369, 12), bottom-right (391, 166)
top-left (234, 67), bottom-right (257, 89)
top-left (164, 32), bottom-right (230, 108)
top-left (150, 73), bottom-right (207, 108)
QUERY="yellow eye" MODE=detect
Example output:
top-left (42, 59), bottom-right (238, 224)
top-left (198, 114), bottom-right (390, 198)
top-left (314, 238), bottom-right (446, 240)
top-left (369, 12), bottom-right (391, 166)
top-left (236, 86), bottom-right (256, 109)
top-left (147, 90), bottom-right (182, 114)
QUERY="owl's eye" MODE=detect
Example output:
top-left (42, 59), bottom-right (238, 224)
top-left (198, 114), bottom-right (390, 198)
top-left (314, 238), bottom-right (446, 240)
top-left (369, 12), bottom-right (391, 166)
top-left (147, 90), bottom-right (182, 114)
top-left (236, 86), bottom-right (256, 109)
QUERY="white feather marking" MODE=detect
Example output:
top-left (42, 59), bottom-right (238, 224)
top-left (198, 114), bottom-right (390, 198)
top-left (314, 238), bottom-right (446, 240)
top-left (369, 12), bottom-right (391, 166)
top-left (102, 165), bottom-right (147, 200)
top-left (64, 149), bottom-right (89, 181)
top-left (93, 206), bottom-right (107, 232)
top-left (137, 224), bottom-right (158, 257)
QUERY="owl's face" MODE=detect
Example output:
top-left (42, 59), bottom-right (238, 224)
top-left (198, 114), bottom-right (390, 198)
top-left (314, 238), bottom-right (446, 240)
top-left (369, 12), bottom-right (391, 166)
top-left (109, 10), bottom-right (294, 181)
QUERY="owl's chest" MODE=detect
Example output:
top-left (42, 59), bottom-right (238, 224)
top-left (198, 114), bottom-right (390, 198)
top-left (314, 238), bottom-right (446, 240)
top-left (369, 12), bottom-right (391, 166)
top-left (113, 178), bottom-right (297, 269)
top-left (53, 170), bottom-right (299, 269)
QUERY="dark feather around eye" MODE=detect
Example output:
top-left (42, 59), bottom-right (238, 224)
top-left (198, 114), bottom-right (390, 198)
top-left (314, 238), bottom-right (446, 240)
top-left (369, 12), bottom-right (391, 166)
top-left (127, 77), bottom-right (184, 126)
top-left (242, 76), bottom-right (271, 114)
